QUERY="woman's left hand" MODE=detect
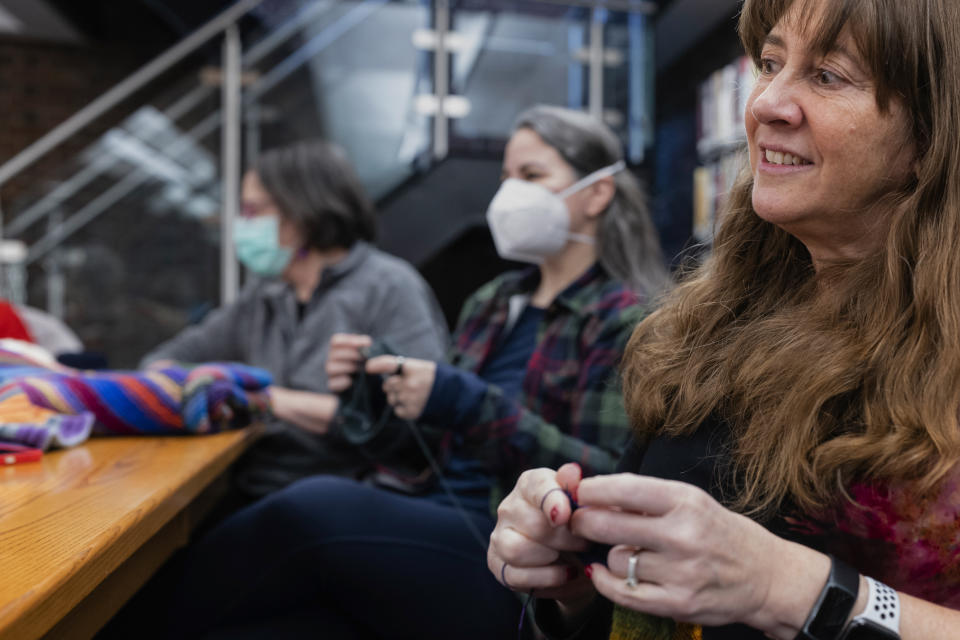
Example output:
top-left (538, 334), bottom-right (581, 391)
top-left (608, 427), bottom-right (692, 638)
top-left (365, 355), bottom-right (436, 421)
top-left (570, 474), bottom-right (830, 637)
top-left (268, 386), bottom-right (338, 435)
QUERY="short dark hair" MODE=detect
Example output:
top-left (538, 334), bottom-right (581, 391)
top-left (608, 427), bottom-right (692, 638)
top-left (253, 140), bottom-right (377, 250)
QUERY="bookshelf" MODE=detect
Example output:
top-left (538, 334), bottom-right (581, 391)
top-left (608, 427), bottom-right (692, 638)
top-left (692, 55), bottom-right (755, 242)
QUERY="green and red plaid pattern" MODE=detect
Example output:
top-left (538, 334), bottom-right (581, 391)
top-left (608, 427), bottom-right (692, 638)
top-left (448, 264), bottom-right (651, 508)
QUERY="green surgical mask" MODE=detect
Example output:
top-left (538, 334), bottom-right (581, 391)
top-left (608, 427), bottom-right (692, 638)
top-left (233, 215), bottom-right (293, 277)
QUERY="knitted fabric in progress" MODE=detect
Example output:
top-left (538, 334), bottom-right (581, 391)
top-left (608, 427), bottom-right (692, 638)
top-left (610, 606), bottom-right (702, 640)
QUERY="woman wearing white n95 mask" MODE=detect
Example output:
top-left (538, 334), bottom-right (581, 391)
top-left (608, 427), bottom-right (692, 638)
top-left (487, 154), bottom-right (624, 265)
top-left (161, 105), bottom-right (671, 640)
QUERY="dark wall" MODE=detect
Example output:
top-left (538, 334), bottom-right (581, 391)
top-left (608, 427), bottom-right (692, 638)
top-left (0, 36), bottom-right (150, 203)
top-left (376, 154), bottom-right (520, 328)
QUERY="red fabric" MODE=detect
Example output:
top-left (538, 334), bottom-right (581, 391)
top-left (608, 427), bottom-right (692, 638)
top-left (0, 301), bottom-right (33, 342)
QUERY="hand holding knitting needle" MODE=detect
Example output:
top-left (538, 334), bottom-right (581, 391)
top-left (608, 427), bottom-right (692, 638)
top-left (365, 355), bottom-right (436, 421)
top-left (487, 463), bottom-right (596, 617)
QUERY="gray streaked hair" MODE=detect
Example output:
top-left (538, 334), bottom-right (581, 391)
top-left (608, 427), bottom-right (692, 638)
top-left (513, 105), bottom-right (671, 297)
top-left (254, 140), bottom-right (377, 251)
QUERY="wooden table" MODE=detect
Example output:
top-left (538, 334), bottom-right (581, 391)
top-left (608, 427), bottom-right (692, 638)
top-left (0, 429), bottom-right (260, 640)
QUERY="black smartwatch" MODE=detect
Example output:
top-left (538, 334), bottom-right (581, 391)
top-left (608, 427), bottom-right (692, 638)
top-left (838, 577), bottom-right (901, 639)
top-left (795, 556), bottom-right (860, 640)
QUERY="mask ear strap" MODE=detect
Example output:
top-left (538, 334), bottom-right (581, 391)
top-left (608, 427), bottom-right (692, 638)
top-left (567, 232), bottom-right (597, 245)
top-left (557, 159), bottom-right (626, 199)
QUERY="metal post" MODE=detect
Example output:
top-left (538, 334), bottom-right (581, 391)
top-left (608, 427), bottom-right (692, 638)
top-left (628, 10), bottom-right (648, 163)
top-left (6, 263), bottom-right (25, 306)
top-left (221, 24), bottom-right (242, 305)
top-left (245, 101), bottom-right (262, 169)
top-left (567, 15), bottom-right (585, 109)
top-left (432, 0), bottom-right (450, 160)
top-left (588, 8), bottom-right (605, 120)
top-left (46, 211), bottom-right (64, 318)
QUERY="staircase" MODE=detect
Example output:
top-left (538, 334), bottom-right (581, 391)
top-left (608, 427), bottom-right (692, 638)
top-left (0, 0), bottom-right (656, 367)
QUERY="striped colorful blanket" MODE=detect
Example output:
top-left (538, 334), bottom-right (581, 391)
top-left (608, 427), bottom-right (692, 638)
top-left (0, 344), bottom-right (272, 450)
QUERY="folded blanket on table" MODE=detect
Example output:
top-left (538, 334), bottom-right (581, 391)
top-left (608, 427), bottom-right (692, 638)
top-left (0, 345), bottom-right (272, 450)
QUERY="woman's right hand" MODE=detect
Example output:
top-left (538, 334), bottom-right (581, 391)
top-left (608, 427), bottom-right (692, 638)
top-left (326, 333), bottom-right (373, 393)
top-left (487, 463), bottom-right (597, 610)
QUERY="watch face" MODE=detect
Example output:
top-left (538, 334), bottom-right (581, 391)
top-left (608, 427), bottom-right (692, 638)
top-left (843, 621), bottom-right (900, 640)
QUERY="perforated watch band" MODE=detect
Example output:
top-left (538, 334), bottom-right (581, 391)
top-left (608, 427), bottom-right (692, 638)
top-left (843, 577), bottom-right (901, 638)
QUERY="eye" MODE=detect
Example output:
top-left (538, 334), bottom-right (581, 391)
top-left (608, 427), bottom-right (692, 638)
top-left (758, 57), bottom-right (781, 76)
top-left (815, 69), bottom-right (842, 85)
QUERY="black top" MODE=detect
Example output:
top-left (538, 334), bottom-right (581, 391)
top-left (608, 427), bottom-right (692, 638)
top-left (627, 420), bottom-right (768, 639)
top-left (536, 417), bottom-right (808, 639)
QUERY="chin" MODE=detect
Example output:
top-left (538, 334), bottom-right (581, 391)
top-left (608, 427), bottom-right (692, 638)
top-left (752, 194), bottom-right (802, 226)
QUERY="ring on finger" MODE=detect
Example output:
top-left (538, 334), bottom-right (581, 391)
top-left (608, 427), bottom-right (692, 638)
top-left (625, 549), bottom-right (641, 588)
top-left (500, 561), bottom-right (512, 589)
top-left (539, 486), bottom-right (567, 511)
top-left (394, 356), bottom-right (405, 376)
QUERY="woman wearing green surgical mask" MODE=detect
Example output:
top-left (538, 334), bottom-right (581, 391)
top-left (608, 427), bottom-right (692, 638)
top-left (232, 193), bottom-right (294, 278)
top-left (140, 140), bottom-right (448, 507)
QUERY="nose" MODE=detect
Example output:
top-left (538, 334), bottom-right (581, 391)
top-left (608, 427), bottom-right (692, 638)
top-left (748, 73), bottom-right (803, 128)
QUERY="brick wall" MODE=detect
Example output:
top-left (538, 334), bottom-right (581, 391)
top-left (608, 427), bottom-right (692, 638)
top-left (0, 36), bottom-right (149, 204)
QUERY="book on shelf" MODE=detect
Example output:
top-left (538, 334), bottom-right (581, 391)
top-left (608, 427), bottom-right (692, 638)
top-left (693, 55), bottom-right (756, 242)
top-left (693, 154), bottom-right (746, 242)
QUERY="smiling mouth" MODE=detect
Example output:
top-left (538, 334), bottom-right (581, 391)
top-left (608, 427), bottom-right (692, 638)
top-left (763, 148), bottom-right (812, 166)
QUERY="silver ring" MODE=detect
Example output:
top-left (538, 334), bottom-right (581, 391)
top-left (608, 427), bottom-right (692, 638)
top-left (394, 355), bottom-right (405, 376)
top-left (500, 561), bottom-right (511, 589)
top-left (626, 550), bottom-right (641, 588)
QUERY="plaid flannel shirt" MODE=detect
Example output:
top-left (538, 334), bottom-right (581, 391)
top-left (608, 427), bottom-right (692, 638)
top-left (445, 264), bottom-right (650, 508)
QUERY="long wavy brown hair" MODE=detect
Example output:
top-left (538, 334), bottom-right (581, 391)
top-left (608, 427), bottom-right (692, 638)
top-left (623, 0), bottom-right (960, 516)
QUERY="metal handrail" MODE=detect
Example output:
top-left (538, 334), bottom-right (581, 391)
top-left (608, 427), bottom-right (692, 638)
top-left (11, 0), bottom-right (393, 273)
top-left (0, 0), bottom-right (261, 189)
top-left (3, 0), bottom-right (340, 241)
top-left (9, 0), bottom-right (390, 264)
top-left (0, 0), bottom-right (650, 312)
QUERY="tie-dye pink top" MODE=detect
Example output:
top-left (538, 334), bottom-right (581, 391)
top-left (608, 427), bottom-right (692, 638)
top-left (787, 466), bottom-right (960, 608)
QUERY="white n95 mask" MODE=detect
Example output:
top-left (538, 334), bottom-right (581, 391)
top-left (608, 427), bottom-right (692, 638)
top-left (486, 160), bottom-right (626, 264)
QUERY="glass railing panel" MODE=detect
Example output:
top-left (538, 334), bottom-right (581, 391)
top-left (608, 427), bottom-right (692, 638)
top-left (10, 84), bottom-right (227, 367)
top-left (450, 3), bottom-right (581, 140)
top-left (1, 0), bottom-right (433, 367)
top-left (244, 0), bottom-right (430, 199)
top-left (447, 2), bottom-right (654, 163)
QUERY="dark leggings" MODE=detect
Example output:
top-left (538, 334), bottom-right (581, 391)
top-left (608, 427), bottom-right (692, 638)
top-left (164, 476), bottom-right (521, 639)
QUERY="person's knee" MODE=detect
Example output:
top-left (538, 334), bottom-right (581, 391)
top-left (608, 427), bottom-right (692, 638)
top-left (253, 475), bottom-right (369, 534)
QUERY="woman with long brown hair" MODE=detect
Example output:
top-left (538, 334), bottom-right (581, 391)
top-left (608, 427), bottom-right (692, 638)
top-left (488, 0), bottom-right (960, 638)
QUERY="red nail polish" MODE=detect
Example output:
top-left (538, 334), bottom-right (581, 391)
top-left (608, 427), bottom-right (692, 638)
top-left (566, 566), bottom-right (577, 581)
top-left (550, 505), bottom-right (559, 523)
top-left (584, 565), bottom-right (593, 579)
